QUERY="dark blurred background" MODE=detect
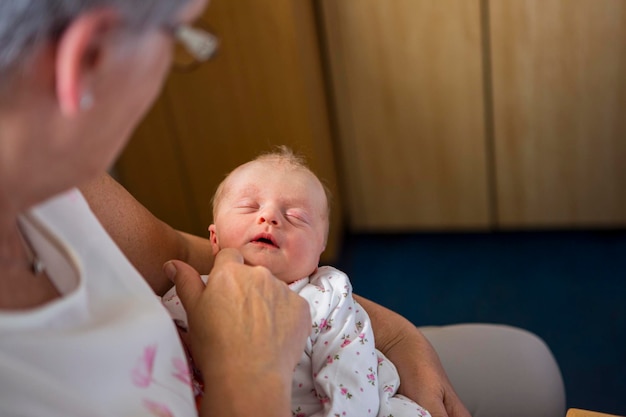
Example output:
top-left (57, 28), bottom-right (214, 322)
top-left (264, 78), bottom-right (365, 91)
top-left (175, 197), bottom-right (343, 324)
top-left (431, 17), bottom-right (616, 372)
top-left (335, 230), bottom-right (626, 416)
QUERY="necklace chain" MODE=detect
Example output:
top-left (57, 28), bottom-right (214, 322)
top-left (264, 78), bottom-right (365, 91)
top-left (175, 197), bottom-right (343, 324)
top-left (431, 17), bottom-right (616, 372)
top-left (16, 223), bottom-right (46, 276)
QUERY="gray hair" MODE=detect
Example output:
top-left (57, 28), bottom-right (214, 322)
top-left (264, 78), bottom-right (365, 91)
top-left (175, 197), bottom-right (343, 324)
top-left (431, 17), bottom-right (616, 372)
top-left (0, 0), bottom-right (189, 79)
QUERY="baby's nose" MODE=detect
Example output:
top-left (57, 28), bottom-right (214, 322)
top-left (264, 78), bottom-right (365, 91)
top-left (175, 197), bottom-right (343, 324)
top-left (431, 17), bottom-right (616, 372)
top-left (258, 209), bottom-right (280, 226)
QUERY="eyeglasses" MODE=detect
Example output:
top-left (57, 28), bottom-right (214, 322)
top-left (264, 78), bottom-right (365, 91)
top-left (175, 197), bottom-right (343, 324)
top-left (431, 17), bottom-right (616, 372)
top-left (168, 20), bottom-right (219, 71)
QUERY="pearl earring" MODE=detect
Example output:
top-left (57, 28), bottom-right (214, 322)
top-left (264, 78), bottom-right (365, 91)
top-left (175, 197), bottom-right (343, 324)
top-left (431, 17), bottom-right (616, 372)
top-left (80, 92), bottom-right (94, 111)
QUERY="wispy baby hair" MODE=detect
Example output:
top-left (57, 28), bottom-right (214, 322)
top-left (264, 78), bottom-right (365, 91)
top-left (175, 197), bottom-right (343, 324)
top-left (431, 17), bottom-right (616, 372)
top-left (211, 145), bottom-right (333, 222)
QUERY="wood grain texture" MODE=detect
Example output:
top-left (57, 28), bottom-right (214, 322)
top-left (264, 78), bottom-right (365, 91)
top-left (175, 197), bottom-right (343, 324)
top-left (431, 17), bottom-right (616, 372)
top-left (320, 0), bottom-right (490, 230)
top-left (567, 408), bottom-right (623, 417)
top-left (490, 0), bottom-right (626, 227)
top-left (116, 0), bottom-right (343, 261)
top-left (115, 92), bottom-right (198, 234)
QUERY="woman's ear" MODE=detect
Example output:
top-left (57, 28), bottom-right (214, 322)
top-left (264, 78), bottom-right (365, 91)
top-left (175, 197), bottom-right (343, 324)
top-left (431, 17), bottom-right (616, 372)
top-left (55, 8), bottom-right (119, 116)
top-left (208, 224), bottom-right (220, 255)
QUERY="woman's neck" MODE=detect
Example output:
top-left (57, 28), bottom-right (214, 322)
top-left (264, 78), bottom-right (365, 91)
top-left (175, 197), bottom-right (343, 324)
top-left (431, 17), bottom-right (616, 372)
top-left (0, 218), bottom-right (59, 310)
top-left (0, 222), bottom-right (25, 265)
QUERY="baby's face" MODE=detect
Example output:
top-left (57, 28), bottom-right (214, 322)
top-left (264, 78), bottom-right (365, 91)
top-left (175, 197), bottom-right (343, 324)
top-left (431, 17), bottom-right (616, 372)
top-left (209, 160), bottom-right (328, 284)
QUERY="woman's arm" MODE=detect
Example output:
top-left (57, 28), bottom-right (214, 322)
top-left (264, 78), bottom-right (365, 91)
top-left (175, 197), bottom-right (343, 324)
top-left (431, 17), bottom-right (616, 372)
top-left (80, 173), bottom-right (214, 295)
top-left (354, 295), bottom-right (470, 417)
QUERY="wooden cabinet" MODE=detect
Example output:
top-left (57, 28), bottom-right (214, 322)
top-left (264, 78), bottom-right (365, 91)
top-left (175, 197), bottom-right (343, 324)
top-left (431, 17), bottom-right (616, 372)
top-left (320, 0), bottom-right (626, 230)
top-left (115, 0), bottom-right (343, 261)
top-left (490, 0), bottom-right (626, 227)
top-left (116, 0), bottom-right (626, 241)
top-left (320, 0), bottom-right (491, 230)
top-left (567, 408), bottom-right (623, 417)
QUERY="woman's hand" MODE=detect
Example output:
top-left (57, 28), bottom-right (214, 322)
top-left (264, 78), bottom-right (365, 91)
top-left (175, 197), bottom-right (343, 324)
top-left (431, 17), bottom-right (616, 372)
top-left (355, 295), bottom-right (470, 417)
top-left (164, 249), bottom-right (311, 417)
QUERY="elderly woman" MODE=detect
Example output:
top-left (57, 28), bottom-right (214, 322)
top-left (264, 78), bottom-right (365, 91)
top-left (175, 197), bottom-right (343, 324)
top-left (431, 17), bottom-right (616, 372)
top-left (0, 1), bottom-right (565, 417)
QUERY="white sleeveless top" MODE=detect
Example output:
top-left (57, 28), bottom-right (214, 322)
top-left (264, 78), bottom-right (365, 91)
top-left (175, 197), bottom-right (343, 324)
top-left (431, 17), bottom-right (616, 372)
top-left (0, 189), bottom-right (196, 417)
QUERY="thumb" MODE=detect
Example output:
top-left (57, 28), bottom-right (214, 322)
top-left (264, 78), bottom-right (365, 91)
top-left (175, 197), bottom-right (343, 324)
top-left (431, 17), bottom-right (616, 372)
top-left (163, 260), bottom-right (205, 310)
top-left (212, 247), bottom-right (244, 268)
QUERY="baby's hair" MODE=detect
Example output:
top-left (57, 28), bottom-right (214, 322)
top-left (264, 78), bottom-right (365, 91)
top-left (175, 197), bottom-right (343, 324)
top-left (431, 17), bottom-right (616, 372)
top-left (255, 145), bottom-right (308, 168)
top-left (211, 145), bottom-right (333, 222)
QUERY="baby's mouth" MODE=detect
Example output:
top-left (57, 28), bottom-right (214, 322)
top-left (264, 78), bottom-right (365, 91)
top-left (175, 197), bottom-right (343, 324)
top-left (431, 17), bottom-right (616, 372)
top-left (251, 233), bottom-right (279, 248)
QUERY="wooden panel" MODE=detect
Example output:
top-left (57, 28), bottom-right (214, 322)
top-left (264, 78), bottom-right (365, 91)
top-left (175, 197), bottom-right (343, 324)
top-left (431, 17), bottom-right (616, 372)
top-left (320, 0), bottom-right (489, 230)
top-left (490, 0), bottom-right (626, 228)
top-left (115, 92), bottom-right (198, 234)
top-left (567, 408), bottom-right (623, 417)
top-left (116, 0), bottom-right (342, 261)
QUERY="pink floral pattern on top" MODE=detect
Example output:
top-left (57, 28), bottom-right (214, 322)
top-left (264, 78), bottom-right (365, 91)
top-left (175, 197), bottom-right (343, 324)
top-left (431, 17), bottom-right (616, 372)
top-left (143, 399), bottom-right (174, 417)
top-left (171, 357), bottom-right (192, 385)
top-left (132, 345), bottom-right (157, 388)
top-left (288, 266), bottom-right (431, 417)
top-left (131, 344), bottom-right (194, 417)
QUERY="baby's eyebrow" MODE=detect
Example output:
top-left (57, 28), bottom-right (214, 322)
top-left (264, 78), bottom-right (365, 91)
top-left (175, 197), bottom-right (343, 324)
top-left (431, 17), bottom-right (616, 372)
top-left (228, 185), bottom-right (259, 200)
top-left (281, 196), bottom-right (311, 209)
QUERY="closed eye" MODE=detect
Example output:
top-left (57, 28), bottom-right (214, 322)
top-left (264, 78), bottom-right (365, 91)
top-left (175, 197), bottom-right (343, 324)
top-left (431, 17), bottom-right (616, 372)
top-left (233, 200), bottom-right (259, 212)
top-left (235, 207), bottom-right (257, 214)
top-left (286, 211), bottom-right (310, 225)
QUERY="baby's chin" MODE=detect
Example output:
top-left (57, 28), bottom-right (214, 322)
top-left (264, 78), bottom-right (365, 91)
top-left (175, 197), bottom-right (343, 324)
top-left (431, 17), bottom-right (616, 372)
top-left (239, 257), bottom-right (302, 284)
top-left (235, 247), bottom-right (319, 284)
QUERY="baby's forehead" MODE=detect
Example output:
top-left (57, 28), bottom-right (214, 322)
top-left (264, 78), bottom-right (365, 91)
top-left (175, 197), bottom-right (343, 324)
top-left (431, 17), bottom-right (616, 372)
top-left (230, 160), bottom-right (318, 187)
top-left (218, 160), bottom-right (327, 206)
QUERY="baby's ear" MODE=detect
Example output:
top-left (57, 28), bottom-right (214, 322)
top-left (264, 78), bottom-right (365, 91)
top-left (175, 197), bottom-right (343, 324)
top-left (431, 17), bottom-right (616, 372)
top-left (208, 224), bottom-right (220, 255)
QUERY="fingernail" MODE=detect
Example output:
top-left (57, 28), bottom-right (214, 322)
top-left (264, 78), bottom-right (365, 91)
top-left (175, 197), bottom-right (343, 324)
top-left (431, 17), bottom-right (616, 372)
top-left (164, 261), bottom-right (177, 281)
